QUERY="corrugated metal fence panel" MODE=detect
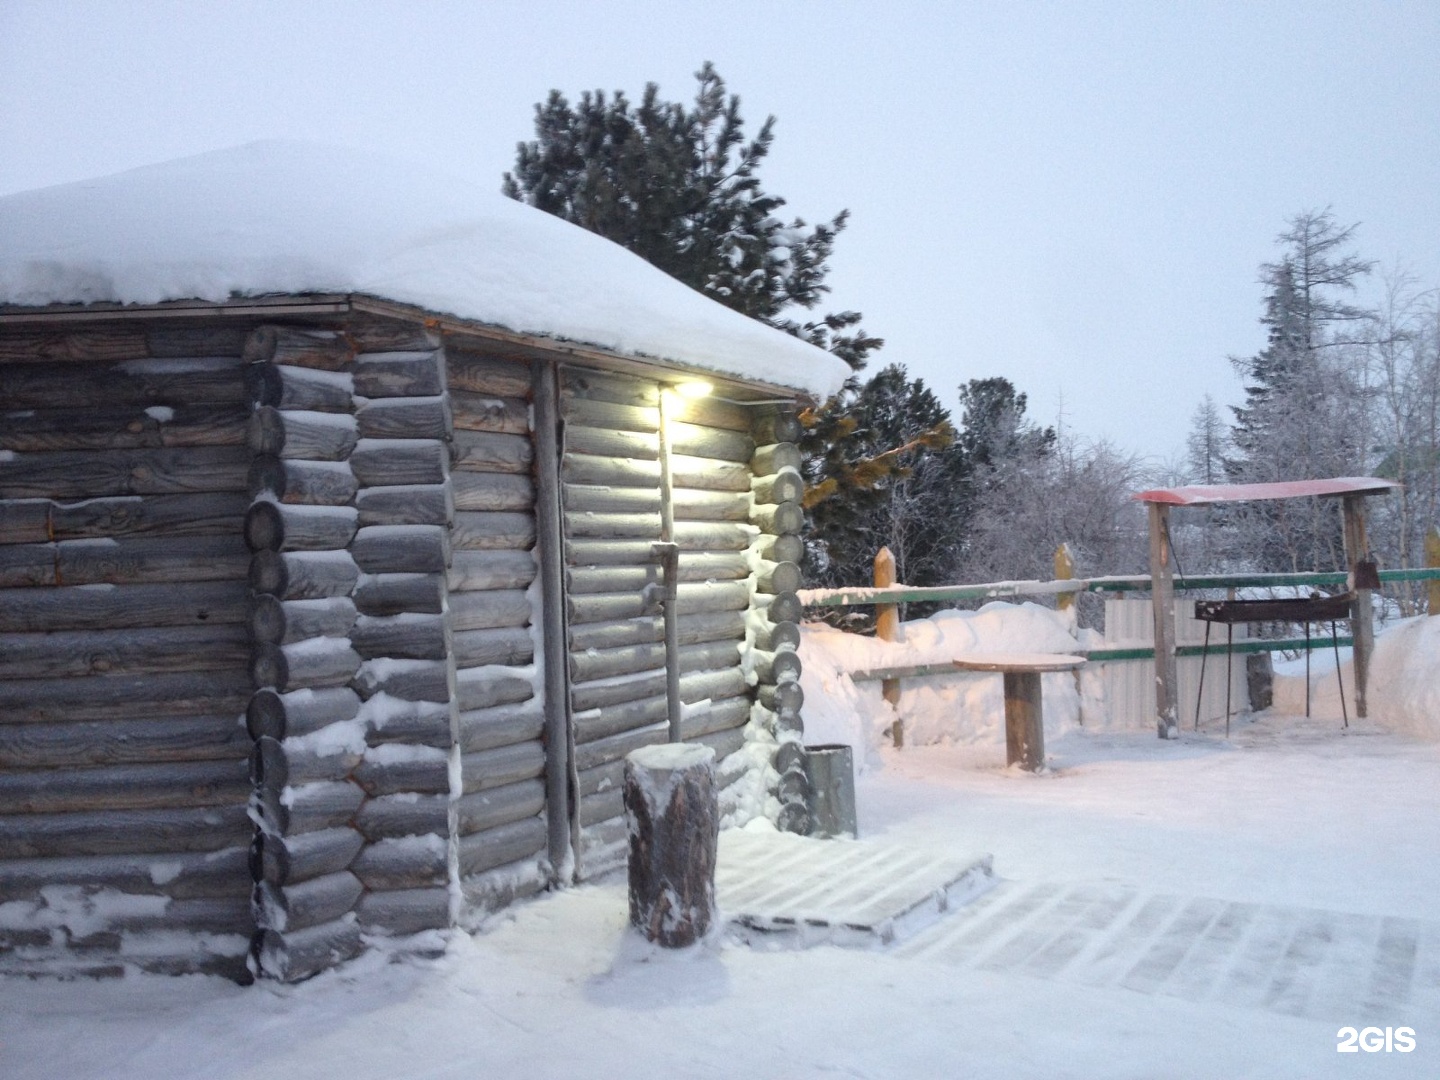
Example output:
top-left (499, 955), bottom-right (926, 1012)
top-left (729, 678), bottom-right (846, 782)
top-left (1097, 598), bottom-right (1249, 730)
top-left (446, 348), bottom-right (547, 904)
top-left (560, 368), bottom-right (753, 877)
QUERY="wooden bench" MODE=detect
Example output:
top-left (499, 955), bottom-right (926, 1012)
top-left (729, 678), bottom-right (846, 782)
top-left (852, 652), bottom-right (1085, 772)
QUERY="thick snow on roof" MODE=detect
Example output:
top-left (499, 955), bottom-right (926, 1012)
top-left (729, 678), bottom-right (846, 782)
top-left (0, 141), bottom-right (849, 400)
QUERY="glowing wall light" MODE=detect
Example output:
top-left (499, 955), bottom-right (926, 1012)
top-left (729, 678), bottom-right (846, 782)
top-left (673, 379), bottom-right (713, 399)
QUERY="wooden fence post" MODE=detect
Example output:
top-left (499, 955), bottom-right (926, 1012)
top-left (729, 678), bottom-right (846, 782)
top-left (874, 547), bottom-right (902, 748)
top-left (1054, 543), bottom-right (1076, 614)
top-left (1427, 526), bottom-right (1440, 617)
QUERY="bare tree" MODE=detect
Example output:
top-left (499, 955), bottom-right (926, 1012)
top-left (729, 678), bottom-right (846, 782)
top-left (958, 429), bottom-right (1148, 624)
top-left (1366, 270), bottom-right (1440, 612)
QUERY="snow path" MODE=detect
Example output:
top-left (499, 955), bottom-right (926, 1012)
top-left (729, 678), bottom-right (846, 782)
top-left (2, 711), bottom-right (1436, 1078)
top-left (897, 880), bottom-right (1438, 1023)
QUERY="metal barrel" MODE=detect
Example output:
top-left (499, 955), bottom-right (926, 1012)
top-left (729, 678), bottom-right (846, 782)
top-left (803, 744), bottom-right (857, 839)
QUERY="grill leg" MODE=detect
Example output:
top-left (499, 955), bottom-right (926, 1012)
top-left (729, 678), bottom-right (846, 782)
top-left (1225, 623), bottom-right (1233, 738)
top-left (1332, 619), bottom-right (1349, 729)
top-left (1195, 621), bottom-right (1211, 731)
top-left (1305, 623), bottom-right (1312, 718)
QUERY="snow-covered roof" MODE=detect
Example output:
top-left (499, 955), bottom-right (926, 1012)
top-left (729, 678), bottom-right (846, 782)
top-left (1134, 477), bottom-right (1401, 506)
top-left (0, 141), bottom-right (849, 400)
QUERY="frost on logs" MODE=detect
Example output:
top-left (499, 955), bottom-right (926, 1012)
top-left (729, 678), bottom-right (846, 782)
top-left (623, 743), bottom-right (719, 948)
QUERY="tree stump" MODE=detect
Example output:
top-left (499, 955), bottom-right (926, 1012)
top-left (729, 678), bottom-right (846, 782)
top-left (624, 743), bottom-right (718, 948)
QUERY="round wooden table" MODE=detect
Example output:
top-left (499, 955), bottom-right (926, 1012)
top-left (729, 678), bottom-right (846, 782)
top-left (949, 653), bottom-right (1086, 771)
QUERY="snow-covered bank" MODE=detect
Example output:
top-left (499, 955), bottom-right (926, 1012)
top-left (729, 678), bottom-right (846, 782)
top-left (801, 603), bottom-right (1440, 769)
top-left (1274, 615), bottom-right (1440, 740)
top-left (799, 603), bottom-right (1087, 768)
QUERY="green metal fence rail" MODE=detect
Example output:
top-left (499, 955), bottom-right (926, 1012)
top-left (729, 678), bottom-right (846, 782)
top-left (849, 635), bottom-right (1356, 681)
top-left (801, 567), bottom-right (1440, 610)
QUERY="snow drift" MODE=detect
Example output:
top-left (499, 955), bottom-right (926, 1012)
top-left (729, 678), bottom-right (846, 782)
top-left (801, 603), bottom-right (1440, 768)
top-left (1273, 614), bottom-right (1440, 739)
top-left (799, 603), bottom-right (1086, 769)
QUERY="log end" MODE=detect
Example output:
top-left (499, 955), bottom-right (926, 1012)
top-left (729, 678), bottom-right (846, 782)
top-left (248, 551), bottom-right (288, 596)
top-left (244, 500), bottom-right (285, 552)
top-left (251, 643), bottom-right (289, 691)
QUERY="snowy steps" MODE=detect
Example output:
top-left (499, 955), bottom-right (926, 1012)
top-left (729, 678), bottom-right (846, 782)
top-left (716, 830), bottom-right (994, 948)
top-left (896, 879), bottom-right (1440, 1022)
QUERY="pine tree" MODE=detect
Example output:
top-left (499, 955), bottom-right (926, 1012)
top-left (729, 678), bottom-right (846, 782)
top-left (800, 365), bottom-right (958, 595)
top-left (1186, 395), bottom-right (1228, 485)
top-left (504, 62), bottom-right (880, 370)
top-left (949, 378), bottom-right (1055, 574)
top-left (1227, 210), bottom-right (1375, 571)
top-left (954, 378), bottom-right (1054, 491)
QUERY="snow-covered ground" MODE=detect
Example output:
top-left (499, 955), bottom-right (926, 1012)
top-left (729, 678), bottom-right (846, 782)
top-left (6, 723), bottom-right (1436, 1077)
top-left (5, 610), bottom-right (1437, 1078)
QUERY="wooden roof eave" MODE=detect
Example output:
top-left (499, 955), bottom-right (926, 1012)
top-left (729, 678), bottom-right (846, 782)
top-left (0, 292), bottom-right (817, 406)
top-left (348, 295), bottom-right (815, 406)
top-left (0, 294), bottom-right (354, 323)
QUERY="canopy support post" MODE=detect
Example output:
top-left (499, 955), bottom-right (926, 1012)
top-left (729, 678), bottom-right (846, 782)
top-left (1148, 502), bottom-right (1179, 739)
top-left (1341, 495), bottom-right (1373, 719)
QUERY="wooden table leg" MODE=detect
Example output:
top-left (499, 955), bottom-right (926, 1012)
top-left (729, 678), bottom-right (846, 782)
top-left (1004, 671), bottom-right (1045, 771)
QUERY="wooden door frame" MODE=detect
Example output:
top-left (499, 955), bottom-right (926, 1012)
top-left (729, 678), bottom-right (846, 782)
top-left (531, 359), bottom-right (578, 880)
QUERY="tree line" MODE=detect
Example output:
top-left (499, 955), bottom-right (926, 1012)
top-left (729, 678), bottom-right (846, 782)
top-left (505, 65), bottom-right (1438, 620)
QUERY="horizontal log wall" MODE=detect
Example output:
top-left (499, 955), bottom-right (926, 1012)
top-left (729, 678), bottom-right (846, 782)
top-left (1, 313), bottom-right (808, 974)
top-left (662, 391), bottom-right (766, 833)
top-left (0, 323), bottom-right (256, 980)
top-left (444, 344), bottom-right (547, 910)
top-left (560, 369), bottom-right (759, 877)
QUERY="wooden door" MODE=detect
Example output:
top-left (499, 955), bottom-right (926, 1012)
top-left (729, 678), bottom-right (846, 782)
top-left (558, 367), bottom-right (756, 876)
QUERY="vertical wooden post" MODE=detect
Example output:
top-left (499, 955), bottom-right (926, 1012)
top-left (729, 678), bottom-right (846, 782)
top-left (1341, 495), bottom-right (1373, 718)
top-left (1003, 671), bottom-right (1045, 771)
top-left (874, 546), bottom-right (902, 748)
top-left (532, 360), bottom-right (576, 880)
top-left (1147, 502), bottom-right (1179, 739)
top-left (1054, 542), bottom-right (1077, 614)
top-left (1426, 526), bottom-right (1440, 617)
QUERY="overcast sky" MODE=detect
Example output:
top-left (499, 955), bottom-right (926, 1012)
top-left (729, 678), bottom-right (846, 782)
top-left (3, 1), bottom-right (1437, 463)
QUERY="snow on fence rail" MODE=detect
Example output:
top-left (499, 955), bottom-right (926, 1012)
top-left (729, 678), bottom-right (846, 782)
top-left (847, 635), bottom-right (1355, 680)
top-left (799, 567), bottom-right (1440, 610)
top-left (813, 560), bottom-right (1440, 737)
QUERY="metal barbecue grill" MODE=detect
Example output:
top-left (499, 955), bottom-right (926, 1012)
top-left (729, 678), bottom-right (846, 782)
top-left (1193, 593), bottom-right (1354, 734)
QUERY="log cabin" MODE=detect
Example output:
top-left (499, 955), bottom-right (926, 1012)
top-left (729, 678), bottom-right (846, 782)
top-left (0, 141), bottom-right (845, 981)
